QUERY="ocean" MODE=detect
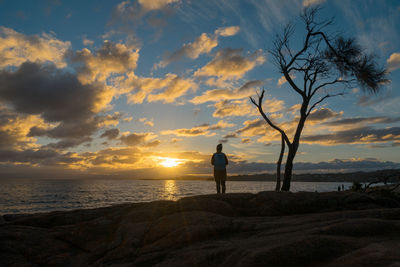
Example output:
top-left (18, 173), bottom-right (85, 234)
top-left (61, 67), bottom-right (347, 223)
top-left (0, 179), bottom-right (352, 215)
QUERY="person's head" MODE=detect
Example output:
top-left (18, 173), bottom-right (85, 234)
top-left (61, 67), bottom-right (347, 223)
top-left (216, 144), bottom-right (223, 152)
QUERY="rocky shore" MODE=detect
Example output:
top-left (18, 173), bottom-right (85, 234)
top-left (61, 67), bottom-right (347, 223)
top-left (1, 189), bottom-right (400, 266)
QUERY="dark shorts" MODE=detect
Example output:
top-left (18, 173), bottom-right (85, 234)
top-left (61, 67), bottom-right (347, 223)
top-left (214, 169), bottom-right (227, 181)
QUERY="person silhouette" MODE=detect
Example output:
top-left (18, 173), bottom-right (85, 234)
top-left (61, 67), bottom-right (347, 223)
top-left (211, 144), bottom-right (228, 194)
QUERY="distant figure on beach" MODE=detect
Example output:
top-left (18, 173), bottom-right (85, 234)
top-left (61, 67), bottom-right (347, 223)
top-left (338, 186), bottom-right (341, 192)
top-left (211, 144), bottom-right (228, 194)
top-left (341, 184), bottom-right (344, 191)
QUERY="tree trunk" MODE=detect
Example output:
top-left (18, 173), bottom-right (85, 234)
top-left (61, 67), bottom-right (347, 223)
top-left (275, 134), bottom-right (285, 191)
top-left (281, 145), bottom-right (295, 191)
top-left (281, 102), bottom-right (308, 191)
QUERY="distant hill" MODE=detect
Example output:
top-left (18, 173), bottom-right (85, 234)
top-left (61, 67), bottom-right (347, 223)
top-left (229, 169), bottom-right (400, 183)
top-left (176, 169), bottom-right (400, 183)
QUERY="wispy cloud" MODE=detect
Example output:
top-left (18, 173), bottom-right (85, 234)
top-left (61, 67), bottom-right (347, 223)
top-left (161, 120), bottom-right (235, 137)
top-left (125, 73), bottom-right (198, 104)
top-left (191, 80), bottom-right (264, 104)
top-left (154, 26), bottom-right (240, 69)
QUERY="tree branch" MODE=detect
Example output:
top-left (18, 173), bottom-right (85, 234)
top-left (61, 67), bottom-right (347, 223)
top-left (309, 78), bottom-right (353, 99)
top-left (250, 90), bottom-right (291, 146)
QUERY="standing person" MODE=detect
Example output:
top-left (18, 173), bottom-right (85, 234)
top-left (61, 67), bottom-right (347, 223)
top-left (211, 144), bottom-right (228, 194)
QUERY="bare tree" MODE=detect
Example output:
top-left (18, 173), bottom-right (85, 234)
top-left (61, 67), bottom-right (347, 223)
top-left (251, 7), bottom-right (388, 191)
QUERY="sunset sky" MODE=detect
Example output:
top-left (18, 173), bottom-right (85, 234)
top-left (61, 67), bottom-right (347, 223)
top-left (0, 0), bottom-right (399, 178)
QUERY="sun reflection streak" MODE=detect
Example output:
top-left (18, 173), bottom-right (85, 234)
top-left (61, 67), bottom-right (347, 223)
top-left (163, 180), bottom-right (178, 200)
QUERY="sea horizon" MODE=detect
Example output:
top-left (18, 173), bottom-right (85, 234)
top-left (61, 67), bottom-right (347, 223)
top-left (0, 179), bottom-right (355, 215)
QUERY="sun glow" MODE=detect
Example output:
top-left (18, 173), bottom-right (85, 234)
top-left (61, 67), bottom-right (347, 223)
top-left (158, 157), bottom-right (183, 168)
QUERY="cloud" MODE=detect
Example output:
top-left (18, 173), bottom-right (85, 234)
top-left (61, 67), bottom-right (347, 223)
top-left (236, 119), bottom-right (267, 136)
top-left (0, 148), bottom-right (82, 167)
top-left (170, 138), bottom-right (182, 143)
top-left (119, 132), bottom-right (158, 146)
top-left (29, 113), bottom-right (122, 149)
top-left (126, 73), bottom-right (198, 104)
top-left (100, 128), bottom-right (120, 140)
top-left (138, 0), bottom-right (179, 11)
top-left (277, 74), bottom-right (295, 87)
top-left (302, 126), bottom-right (400, 145)
top-left (82, 36), bottom-right (94, 46)
top-left (0, 107), bottom-right (47, 150)
top-left (71, 40), bottom-right (139, 84)
top-left (161, 120), bottom-right (235, 137)
top-left (302, 0), bottom-right (326, 7)
top-left (83, 147), bottom-right (144, 168)
top-left (194, 48), bottom-right (265, 80)
top-left (387, 52), bottom-right (400, 72)
top-left (144, 139), bottom-right (161, 147)
top-left (224, 133), bottom-right (238, 139)
top-left (122, 117), bottom-right (133, 122)
top-left (0, 62), bottom-right (111, 123)
top-left (190, 80), bottom-right (264, 104)
top-left (155, 26), bottom-right (240, 69)
top-left (212, 99), bottom-right (258, 118)
top-left (211, 94), bottom-right (285, 118)
top-left (108, 0), bottom-right (179, 49)
top-left (307, 108), bottom-right (343, 124)
top-left (0, 26), bottom-right (70, 69)
top-left (139, 117), bottom-right (154, 127)
top-left (324, 116), bottom-right (400, 127)
top-left (241, 138), bottom-right (251, 144)
top-left (147, 76), bottom-right (197, 103)
top-left (0, 61), bottom-right (122, 148)
top-left (155, 33), bottom-right (218, 69)
top-left (214, 26), bottom-right (240, 37)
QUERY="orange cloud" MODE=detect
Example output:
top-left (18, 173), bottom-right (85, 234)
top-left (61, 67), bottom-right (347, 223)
top-left (161, 120), bottom-right (235, 137)
top-left (277, 74), bottom-right (295, 87)
top-left (387, 52), bottom-right (400, 72)
top-left (214, 26), bottom-right (240, 37)
top-left (138, 0), bottom-right (179, 11)
top-left (139, 117), bottom-right (154, 127)
top-left (191, 80), bottom-right (264, 104)
top-left (126, 73), bottom-right (197, 104)
top-left (72, 41), bottom-right (139, 84)
top-left (194, 48), bottom-right (265, 80)
top-left (0, 26), bottom-right (70, 68)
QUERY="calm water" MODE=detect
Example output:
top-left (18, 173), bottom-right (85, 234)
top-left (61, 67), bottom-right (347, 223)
top-left (0, 179), bottom-right (352, 215)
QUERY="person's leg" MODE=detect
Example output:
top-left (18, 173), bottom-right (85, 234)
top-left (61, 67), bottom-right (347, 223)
top-left (214, 169), bottom-right (221, 193)
top-left (215, 179), bottom-right (221, 193)
top-left (221, 169), bottom-right (226, 193)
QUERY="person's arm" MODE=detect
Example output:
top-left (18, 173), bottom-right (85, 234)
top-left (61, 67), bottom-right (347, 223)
top-left (211, 154), bottom-right (214, 165)
top-left (224, 153), bottom-right (228, 165)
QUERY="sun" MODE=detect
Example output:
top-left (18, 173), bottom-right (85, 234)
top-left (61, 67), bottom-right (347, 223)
top-left (159, 157), bottom-right (182, 168)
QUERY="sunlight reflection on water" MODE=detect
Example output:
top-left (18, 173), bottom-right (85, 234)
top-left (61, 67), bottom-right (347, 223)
top-left (0, 179), bottom-right (352, 214)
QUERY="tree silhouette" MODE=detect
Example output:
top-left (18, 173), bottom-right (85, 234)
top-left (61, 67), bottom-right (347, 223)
top-left (251, 7), bottom-right (388, 191)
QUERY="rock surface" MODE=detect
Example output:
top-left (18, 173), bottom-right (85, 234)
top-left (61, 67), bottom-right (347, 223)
top-left (1, 190), bottom-right (400, 266)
